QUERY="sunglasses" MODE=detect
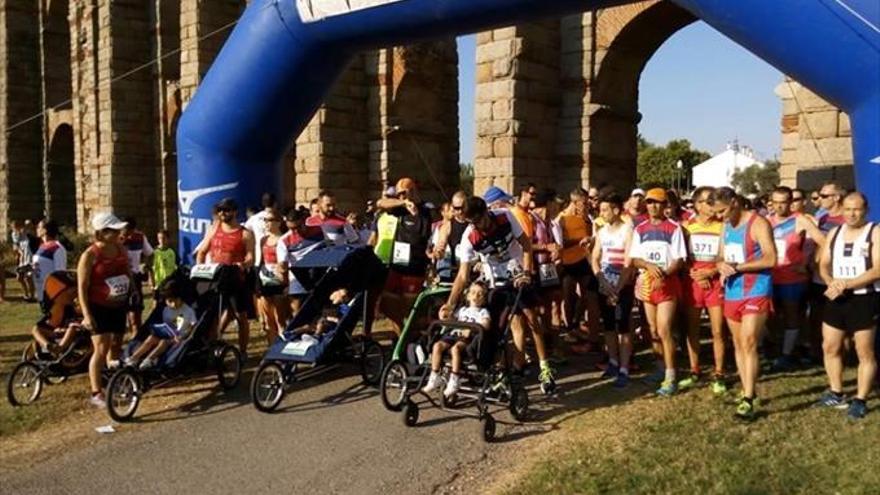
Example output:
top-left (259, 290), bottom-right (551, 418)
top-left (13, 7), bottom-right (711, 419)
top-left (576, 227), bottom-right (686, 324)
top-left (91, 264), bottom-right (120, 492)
top-left (645, 199), bottom-right (663, 205)
top-left (452, 206), bottom-right (463, 211)
top-left (588, 196), bottom-right (599, 201)
top-left (218, 208), bottom-right (235, 213)
top-left (792, 196), bottom-right (804, 201)
top-left (264, 217), bottom-right (280, 222)
top-left (819, 193), bottom-right (834, 199)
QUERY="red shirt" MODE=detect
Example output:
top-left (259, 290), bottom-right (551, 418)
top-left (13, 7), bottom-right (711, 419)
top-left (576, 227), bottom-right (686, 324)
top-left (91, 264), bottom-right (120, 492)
top-left (210, 226), bottom-right (246, 265)
top-left (88, 244), bottom-right (129, 307)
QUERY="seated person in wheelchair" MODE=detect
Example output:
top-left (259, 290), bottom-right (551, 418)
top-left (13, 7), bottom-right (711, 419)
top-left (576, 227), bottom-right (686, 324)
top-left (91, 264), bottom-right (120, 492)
top-left (423, 282), bottom-right (490, 397)
top-left (32, 273), bottom-right (82, 356)
top-left (124, 279), bottom-right (197, 370)
top-left (291, 288), bottom-right (351, 338)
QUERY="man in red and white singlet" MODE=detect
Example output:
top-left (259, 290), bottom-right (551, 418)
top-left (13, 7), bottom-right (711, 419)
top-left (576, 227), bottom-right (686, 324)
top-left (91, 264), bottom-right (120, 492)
top-left (768, 186), bottom-right (825, 371)
top-left (196, 197), bottom-right (255, 358)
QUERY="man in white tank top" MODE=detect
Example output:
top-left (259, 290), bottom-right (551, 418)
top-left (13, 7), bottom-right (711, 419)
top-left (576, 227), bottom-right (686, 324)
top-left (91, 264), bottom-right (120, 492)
top-left (817, 192), bottom-right (880, 420)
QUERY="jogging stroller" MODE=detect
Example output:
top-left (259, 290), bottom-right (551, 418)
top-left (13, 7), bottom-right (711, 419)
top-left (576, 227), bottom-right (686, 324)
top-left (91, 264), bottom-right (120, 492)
top-left (398, 288), bottom-right (529, 443)
top-left (379, 283), bottom-right (451, 411)
top-left (104, 264), bottom-right (242, 421)
top-left (6, 271), bottom-right (93, 406)
top-left (251, 244), bottom-right (386, 412)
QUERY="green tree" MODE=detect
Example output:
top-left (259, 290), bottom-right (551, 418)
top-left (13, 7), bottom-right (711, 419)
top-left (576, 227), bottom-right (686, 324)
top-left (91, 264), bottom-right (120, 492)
top-left (637, 137), bottom-right (711, 191)
top-left (459, 163), bottom-right (474, 196)
top-left (730, 159), bottom-right (780, 196)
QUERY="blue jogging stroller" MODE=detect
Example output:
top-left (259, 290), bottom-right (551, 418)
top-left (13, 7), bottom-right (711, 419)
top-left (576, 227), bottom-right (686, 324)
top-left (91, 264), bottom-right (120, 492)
top-left (250, 244), bottom-right (386, 412)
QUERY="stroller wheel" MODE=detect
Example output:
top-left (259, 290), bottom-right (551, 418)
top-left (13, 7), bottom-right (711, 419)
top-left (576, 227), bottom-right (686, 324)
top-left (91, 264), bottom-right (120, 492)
top-left (509, 384), bottom-right (529, 422)
top-left (215, 345), bottom-right (242, 390)
top-left (21, 342), bottom-right (37, 362)
top-left (251, 362), bottom-right (285, 412)
top-left (107, 368), bottom-right (142, 422)
top-left (6, 362), bottom-right (43, 406)
top-left (380, 360), bottom-right (408, 412)
top-left (60, 338), bottom-right (93, 371)
top-left (481, 415), bottom-right (496, 443)
top-left (359, 339), bottom-right (385, 386)
top-left (402, 400), bottom-right (419, 427)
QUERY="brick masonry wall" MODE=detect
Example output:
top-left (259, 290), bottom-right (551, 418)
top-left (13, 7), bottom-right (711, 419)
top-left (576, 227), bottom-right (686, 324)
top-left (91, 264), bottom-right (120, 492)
top-left (0, 0), bottom-right (43, 235)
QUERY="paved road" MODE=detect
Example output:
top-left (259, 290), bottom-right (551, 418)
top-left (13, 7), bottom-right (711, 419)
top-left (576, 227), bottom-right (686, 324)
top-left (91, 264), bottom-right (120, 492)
top-left (3, 362), bottom-right (571, 495)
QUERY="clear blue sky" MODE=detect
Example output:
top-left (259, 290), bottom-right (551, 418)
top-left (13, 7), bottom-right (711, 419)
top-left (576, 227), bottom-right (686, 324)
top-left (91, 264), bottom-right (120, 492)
top-left (457, 21), bottom-right (783, 164)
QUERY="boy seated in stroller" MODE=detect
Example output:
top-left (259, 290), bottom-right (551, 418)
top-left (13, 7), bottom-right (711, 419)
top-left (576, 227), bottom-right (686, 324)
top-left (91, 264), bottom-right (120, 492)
top-left (124, 279), bottom-right (197, 370)
top-left (422, 281), bottom-right (490, 398)
top-left (291, 288), bottom-right (351, 339)
top-left (31, 271), bottom-right (82, 356)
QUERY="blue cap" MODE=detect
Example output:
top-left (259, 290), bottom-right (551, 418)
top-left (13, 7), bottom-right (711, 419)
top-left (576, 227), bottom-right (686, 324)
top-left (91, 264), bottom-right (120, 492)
top-left (483, 186), bottom-right (512, 205)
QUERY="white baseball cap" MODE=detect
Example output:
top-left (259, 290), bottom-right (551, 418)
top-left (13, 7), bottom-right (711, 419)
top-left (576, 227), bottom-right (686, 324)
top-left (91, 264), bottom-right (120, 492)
top-left (91, 212), bottom-right (128, 231)
top-left (631, 188), bottom-right (646, 197)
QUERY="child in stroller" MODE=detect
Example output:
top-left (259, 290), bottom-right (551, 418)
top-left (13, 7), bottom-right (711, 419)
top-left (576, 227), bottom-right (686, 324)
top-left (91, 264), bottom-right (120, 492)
top-left (290, 288), bottom-right (351, 339)
top-left (422, 282), bottom-right (490, 398)
top-left (31, 271), bottom-right (82, 356)
top-left (123, 278), bottom-right (197, 370)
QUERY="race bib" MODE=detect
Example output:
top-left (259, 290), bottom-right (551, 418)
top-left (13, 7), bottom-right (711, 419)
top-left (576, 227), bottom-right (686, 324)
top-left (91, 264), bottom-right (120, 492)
top-left (833, 257), bottom-right (865, 280)
top-left (259, 264), bottom-right (283, 286)
top-left (690, 234), bottom-right (719, 259)
top-left (538, 263), bottom-right (560, 287)
top-left (642, 241), bottom-right (669, 269)
top-left (392, 241), bottom-right (411, 265)
top-left (774, 239), bottom-right (787, 264)
top-left (724, 243), bottom-right (745, 264)
top-left (105, 275), bottom-right (130, 300)
top-left (191, 263), bottom-right (220, 280)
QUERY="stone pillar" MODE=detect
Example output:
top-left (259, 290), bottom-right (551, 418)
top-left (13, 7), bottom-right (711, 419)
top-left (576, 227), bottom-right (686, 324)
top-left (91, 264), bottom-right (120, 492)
top-left (0, 0), bottom-right (43, 234)
top-left (776, 78), bottom-right (853, 190)
top-left (179, 0), bottom-right (243, 108)
top-left (106, 1), bottom-right (159, 232)
top-left (367, 41), bottom-right (459, 205)
top-left (154, 0), bottom-right (181, 235)
top-left (294, 57), bottom-right (369, 213)
top-left (474, 22), bottom-right (560, 196)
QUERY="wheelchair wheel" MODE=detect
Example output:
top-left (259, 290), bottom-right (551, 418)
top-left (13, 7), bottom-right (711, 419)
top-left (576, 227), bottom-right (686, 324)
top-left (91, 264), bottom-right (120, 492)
top-left (7, 362), bottom-right (43, 406)
top-left (509, 383), bottom-right (529, 422)
top-left (402, 400), bottom-right (419, 427)
top-left (481, 414), bottom-right (496, 443)
top-left (215, 344), bottom-right (242, 390)
top-left (251, 362), bottom-right (285, 412)
top-left (379, 360), bottom-right (408, 412)
top-left (107, 368), bottom-right (142, 422)
top-left (358, 339), bottom-right (385, 386)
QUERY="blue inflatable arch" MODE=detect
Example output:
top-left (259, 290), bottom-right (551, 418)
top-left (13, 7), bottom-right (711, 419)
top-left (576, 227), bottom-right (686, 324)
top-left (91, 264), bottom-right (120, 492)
top-left (176, 0), bottom-right (880, 257)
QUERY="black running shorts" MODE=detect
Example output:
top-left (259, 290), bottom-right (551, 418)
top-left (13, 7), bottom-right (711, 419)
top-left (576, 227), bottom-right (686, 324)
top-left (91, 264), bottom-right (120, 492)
top-left (822, 293), bottom-right (880, 332)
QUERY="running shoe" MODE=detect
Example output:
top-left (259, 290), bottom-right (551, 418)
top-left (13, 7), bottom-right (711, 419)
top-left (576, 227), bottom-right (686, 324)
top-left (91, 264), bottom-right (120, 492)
top-left (656, 380), bottom-right (677, 397)
top-left (710, 376), bottom-right (728, 396)
top-left (734, 398), bottom-right (756, 421)
top-left (601, 363), bottom-right (620, 379)
top-left (816, 390), bottom-right (848, 409)
top-left (613, 372), bottom-right (629, 389)
top-left (422, 372), bottom-right (440, 394)
top-left (138, 357), bottom-right (157, 370)
top-left (443, 374), bottom-right (460, 398)
top-left (847, 399), bottom-right (868, 420)
top-left (677, 373), bottom-right (701, 391)
top-left (539, 365), bottom-right (557, 396)
top-left (89, 394), bottom-right (107, 409)
top-left (770, 355), bottom-right (797, 373)
top-left (643, 367), bottom-right (665, 384)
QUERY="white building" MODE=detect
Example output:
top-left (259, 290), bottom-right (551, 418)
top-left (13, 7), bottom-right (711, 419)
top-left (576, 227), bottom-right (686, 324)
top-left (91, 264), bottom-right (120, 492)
top-left (692, 142), bottom-right (764, 188)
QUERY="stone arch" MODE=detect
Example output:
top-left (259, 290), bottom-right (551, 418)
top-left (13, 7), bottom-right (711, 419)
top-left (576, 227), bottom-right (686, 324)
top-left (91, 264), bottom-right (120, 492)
top-left (43, 0), bottom-right (72, 110)
top-left (46, 124), bottom-right (76, 228)
top-left (584, 1), bottom-right (697, 189)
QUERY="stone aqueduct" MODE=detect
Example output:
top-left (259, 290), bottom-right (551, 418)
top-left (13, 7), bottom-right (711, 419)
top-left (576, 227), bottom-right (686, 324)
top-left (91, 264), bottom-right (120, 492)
top-left (0, 0), bottom-right (854, 237)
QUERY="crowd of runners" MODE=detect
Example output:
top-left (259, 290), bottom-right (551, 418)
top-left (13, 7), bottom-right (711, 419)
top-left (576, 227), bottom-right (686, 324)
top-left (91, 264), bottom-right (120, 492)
top-left (6, 177), bottom-right (879, 421)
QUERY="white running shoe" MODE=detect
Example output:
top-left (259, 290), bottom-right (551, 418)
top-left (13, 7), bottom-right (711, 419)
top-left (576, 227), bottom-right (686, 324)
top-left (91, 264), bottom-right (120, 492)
top-left (422, 371), bottom-right (440, 394)
top-left (139, 358), bottom-right (157, 370)
top-left (443, 374), bottom-right (460, 398)
top-left (106, 359), bottom-right (121, 370)
top-left (89, 394), bottom-right (107, 408)
top-left (123, 356), bottom-right (138, 368)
